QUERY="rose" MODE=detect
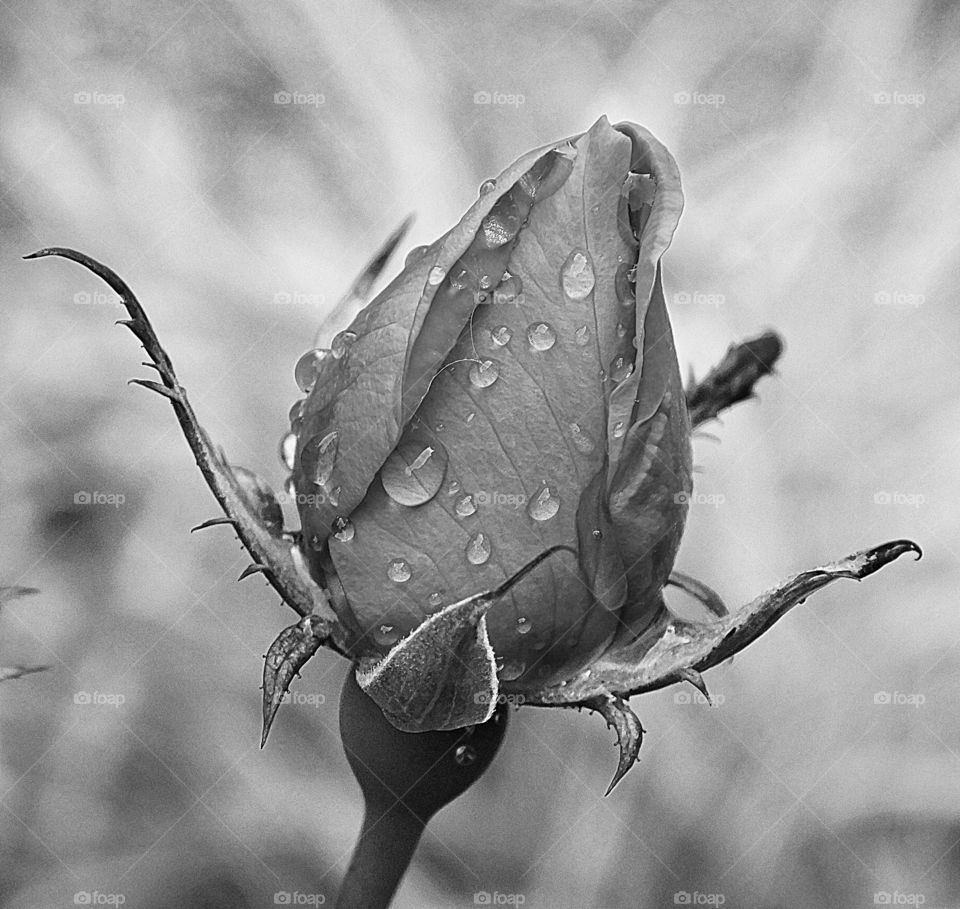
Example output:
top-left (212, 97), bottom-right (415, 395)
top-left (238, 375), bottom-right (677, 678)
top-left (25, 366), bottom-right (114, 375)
top-left (29, 118), bottom-right (920, 795)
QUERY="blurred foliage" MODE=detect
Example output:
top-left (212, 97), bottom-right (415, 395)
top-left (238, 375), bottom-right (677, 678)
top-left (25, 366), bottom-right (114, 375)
top-left (1, 1), bottom-right (958, 907)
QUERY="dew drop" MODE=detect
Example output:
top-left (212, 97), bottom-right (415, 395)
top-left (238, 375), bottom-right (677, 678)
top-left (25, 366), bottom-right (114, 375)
top-left (466, 532), bottom-right (491, 565)
top-left (499, 659), bottom-right (525, 681)
top-left (279, 431), bottom-right (298, 471)
top-left (479, 273), bottom-right (495, 290)
top-left (373, 623), bottom-right (400, 647)
top-left (527, 483), bottom-right (560, 522)
top-left (560, 249), bottom-right (595, 300)
top-left (612, 421), bottom-right (626, 439)
top-left (309, 533), bottom-right (323, 551)
top-left (526, 322), bottom-right (557, 351)
top-left (479, 179), bottom-right (497, 195)
top-left (615, 262), bottom-right (635, 305)
top-left (516, 616), bottom-right (531, 635)
top-left (610, 356), bottom-right (635, 383)
top-left (592, 528), bottom-right (603, 540)
top-left (300, 430), bottom-right (339, 487)
top-left (331, 516), bottom-right (355, 542)
top-left (490, 325), bottom-right (512, 347)
top-left (294, 348), bottom-right (333, 393)
top-left (454, 744), bottom-right (477, 766)
top-left (570, 422), bottom-right (596, 454)
top-left (427, 591), bottom-right (444, 609)
top-left (284, 475), bottom-right (297, 498)
top-left (331, 331), bottom-right (358, 360)
top-left (427, 265), bottom-right (446, 286)
top-left (327, 486), bottom-right (341, 508)
top-left (448, 266), bottom-right (470, 292)
top-left (574, 325), bottom-right (591, 346)
top-left (405, 245), bottom-right (428, 268)
top-left (289, 399), bottom-right (305, 427)
top-left (381, 436), bottom-right (449, 506)
top-left (447, 480), bottom-right (462, 496)
top-left (469, 359), bottom-right (500, 389)
top-left (465, 411), bottom-right (476, 423)
top-left (387, 559), bottom-right (412, 583)
top-left (493, 274), bottom-right (523, 306)
top-left (480, 197), bottom-right (521, 248)
top-left (455, 494), bottom-right (477, 517)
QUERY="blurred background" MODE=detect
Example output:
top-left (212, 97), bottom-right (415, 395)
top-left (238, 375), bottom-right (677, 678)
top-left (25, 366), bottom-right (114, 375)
top-left (1, 1), bottom-right (958, 906)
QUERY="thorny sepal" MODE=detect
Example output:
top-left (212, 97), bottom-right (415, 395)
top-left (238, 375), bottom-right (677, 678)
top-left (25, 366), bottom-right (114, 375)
top-left (581, 691), bottom-right (645, 795)
top-left (261, 613), bottom-right (328, 746)
top-left (357, 545), bottom-right (575, 733)
top-left (529, 539), bottom-right (921, 791)
top-left (24, 248), bottom-right (340, 642)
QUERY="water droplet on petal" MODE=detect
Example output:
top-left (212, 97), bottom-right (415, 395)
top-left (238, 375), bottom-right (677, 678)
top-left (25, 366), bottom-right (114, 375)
top-left (454, 744), bottom-right (477, 766)
top-left (570, 422), bottom-right (596, 454)
top-left (331, 516), bottom-right (355, 542)
top-left (480, 197), bottom-right (521, 248)
top-left (527, 322), bottom-right (557, 351)
top-left (427, 265), bottom-right (446, 286)
top-left (455, 494), bottom-right (477, 517)
top-left (327, 486), bottom-right (341, 507)
top-left (447, 480), bottom-right (462, 496)
top-left (574, 325), bottom-right (591, 346)
top-left (610, 356), bottom-right (635, 383)
top-left (616, 322), bottom-right (628, 339)
top-left (448, 266), bottom-right (470, 292)
top-left (493, 275), bottom-right (522, 305)
top-left (331, 331), bottom-right (358, 360)
top-left (490, 325), bottom-right (512, 347)
top-left (615, 262), bottom-right (635, 305)
top-left (527, 484), bottom-right (560, 522)
top-left (479, 179), bottom-right (497, 195)
top-left (374, 623), bottom-right (400, 647)
top-left (465, 411), bottom-right (475, 423)
top-left (592, 528), bottom-right (603, 540)
top-left (300, 431), bottom-right (339, 487)
top-left (500, 659), bottom-right (525, 681)
top-left (479, 273), bottom-right (495, 290)
top-left (516, 616), bottom-right (531, 635)
top-left (561, 249), bottom-right (595, 300)
top-left (294, 348), bottom-right (333, 393)
top-left (387, 559), bottom-right (412, 583)
top-left (405, 245), bottom-right (428, 268)
top-left (469, 359), bottom-right (500, 389)
top-left (466, 532), bottom-right (491, 565)
top-left (613, 421), bottom-right (626, 439)
top-left (427, 591), bottom-right (444, 609)
top-left (285, 475), bottom-right (297, 498)
top-left (289, 399), bottom-right (305, 426)
top-left (279, 431), bottom-right (298, 471)
top-left (381, 436), bottom-right (449, 506)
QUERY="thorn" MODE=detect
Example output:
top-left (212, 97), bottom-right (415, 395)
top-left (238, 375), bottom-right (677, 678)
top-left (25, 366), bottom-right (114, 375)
top-left (582, 692), bottom-right (644, 795)
top-left (677, 667), bottom-right (712, 704)
top-left (239, 564), bottom-right (268, 581)
top-left (190, 517), bottom-right (237, 533)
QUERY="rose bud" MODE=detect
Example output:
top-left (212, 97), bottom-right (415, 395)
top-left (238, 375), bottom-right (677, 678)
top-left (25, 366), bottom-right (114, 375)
top-left (27, 117), bottom-right (920, 795)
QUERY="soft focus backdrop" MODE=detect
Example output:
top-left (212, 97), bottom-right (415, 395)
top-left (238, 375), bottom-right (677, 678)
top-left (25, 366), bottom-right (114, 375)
top-left (1, 2), bottom-right (958, 907)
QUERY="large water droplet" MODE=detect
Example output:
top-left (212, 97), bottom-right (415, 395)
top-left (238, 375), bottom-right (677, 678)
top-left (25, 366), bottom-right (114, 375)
top-left (427, 265), bottom-right (446, 286)
top-left (331, 516), bottom-right (355, 542)
top-left (381, 436), bottom-right (449, 506)
top-left (527, 484), bottom-right (560, 522)
top-left (527, 322), bottom-right (557, 351)
top-left (500, 659), bottom-right (525, 681)
top-left (454, 744), bottom-right (477, 766)
top-left (331, 331), bottom-right (357, 360)
top-left (405, 245), bottom-right (428, 268)
top-left (570, 422), bottom-right (596, 454)
top-left (279, 431), bottom-right (298, 471)
top-left (480, 196), bottom-right (521, 248)
top-left (466, 532), bottom-right (491, 565)
top-left (387, 559), bottom-right (412, 583)
top-left (610, 356), bottom-right (635, 383)
top-left (373, 623), bottom-right (400, 647)
top-left (469, 359), bottom-right (500, 389)
top-left (455, 494), bottom-right (477, 517)
top-left (516, 616), bottom-right (531, 635)
top-left (448, 266), bottom-right (470, 292)
top-left (427, 591), bottom-right (444, 610)
top-left (493, 274), bottom-right (522, 306)
top-left (479, 179), bottom-right (497, 195)
top-left (294, 348), bottom-right (333, 393)
top-left (300, 430), bottom-right (339, 487)
top-left (612, 421), bottom-right (626, 439)
top-left (561, 249), bottom-right (595, 300)
top-left (574, 325), bottom-right (591, 346)
top-left (490, 325), bottom-right (512, 347)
